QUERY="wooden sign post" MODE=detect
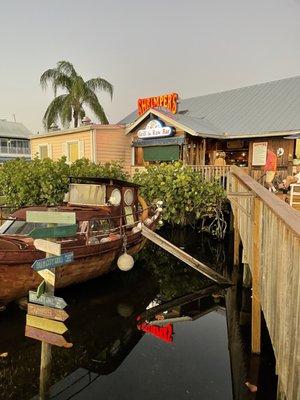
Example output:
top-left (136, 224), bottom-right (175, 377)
top-left (24, 210), bottom-right (76, 399)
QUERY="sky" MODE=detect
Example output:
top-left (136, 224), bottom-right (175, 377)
top-left (0, 0), bottom-right (300, 134)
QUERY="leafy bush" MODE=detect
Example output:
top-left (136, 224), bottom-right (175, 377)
top-left (133, 162), bottom-right (226, 227)
top-left (0, 157), bottom-right (128, 208)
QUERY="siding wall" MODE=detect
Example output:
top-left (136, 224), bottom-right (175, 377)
top-left (95, 126), bottom-right (132, 172)
top-left (31, 129), bottom-right (92, 161)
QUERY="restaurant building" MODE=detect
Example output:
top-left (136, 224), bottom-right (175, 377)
top-left (119, 76), bottom-right (300, 178)
top-left (31, 76), bottom-right (300, 179)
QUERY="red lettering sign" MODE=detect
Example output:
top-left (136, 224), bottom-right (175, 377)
top-left (137, 93), bottom-right (178, 115)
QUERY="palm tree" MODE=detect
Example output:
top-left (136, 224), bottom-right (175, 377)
top-left (40, 60), bottom-right (113, 129)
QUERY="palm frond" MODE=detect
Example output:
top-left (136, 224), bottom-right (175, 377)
top-left (85, 77), bottom-right (113, 100)
top-left (40, 68), bottom-right (58, 92)
top-left (57, 60), bottom-right (77, 77)
top-left (84, 89), bottom-right (109, 124)
top-left (59, 94), bottom-right (73, 128)
top-left (42, 94), bottom-right (68, 129)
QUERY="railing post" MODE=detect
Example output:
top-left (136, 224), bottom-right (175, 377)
top-left (251, 196), bottom-right (261, 354)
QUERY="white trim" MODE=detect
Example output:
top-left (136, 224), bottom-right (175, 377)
top-left (91, 129), bottom-right (96, 162)
top-left (38, 144), bottom-right (49, 159)
top-left (131, 146), bottom-right (135, 166)
top-left (124, 108), bottom-right (197, 136)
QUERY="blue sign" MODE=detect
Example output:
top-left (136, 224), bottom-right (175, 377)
top-left (31, 252), bottom-right (74, 271)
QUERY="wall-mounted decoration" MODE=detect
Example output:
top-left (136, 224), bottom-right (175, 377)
top-left (252, 142), bottom-right (268, 166)
top-left (137, 120), bottom-right (174, 139)
top-left (277, 147), bottom-right (284, 157)
top-left (137, 93), bottom-right (178, 115)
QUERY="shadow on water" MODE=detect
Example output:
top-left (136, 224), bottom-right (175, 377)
top-left (0, 228), bottom-right (277, 400)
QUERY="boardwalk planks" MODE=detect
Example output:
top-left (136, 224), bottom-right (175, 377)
top-left (228, 165), bottom-right (300, 400)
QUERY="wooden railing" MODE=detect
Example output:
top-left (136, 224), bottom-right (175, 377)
top-left (188, 165), bottom-right (231, 187)
top-left (227, 166), bottom-right (300, 400)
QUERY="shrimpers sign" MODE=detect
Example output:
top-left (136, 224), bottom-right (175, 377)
top-left (138, 120), bottom-right (174, 139)
top-left (137, 93), bottom-right (178, 115)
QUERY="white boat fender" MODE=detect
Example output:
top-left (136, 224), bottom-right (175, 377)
top-left (117, 253), bottom-right (134, 271)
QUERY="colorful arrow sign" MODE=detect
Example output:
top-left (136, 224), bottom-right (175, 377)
top-left (36, 280), bottom-right (45, 298)
top-left (29, 224), bottom-right (77, 239)
top-left (27, 303), bottom-right (69, 322)
top-left (34, 239), bottom-right (61, 256)
top-left (31, 252), bottom-right (74, 271)
top-left (26, 315), bottom-right (68, 334)
top-left (25, 326), bottom-right (73, 348)
top-left (29, 291), bottom-right (67, 309)
top-left (26, 211), bottom-right (76, 225)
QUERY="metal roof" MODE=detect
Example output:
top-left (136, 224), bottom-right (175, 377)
top-left (119, 76), bottom-right (300, 137)
top-left (0, 120), bottom-right (31, 139)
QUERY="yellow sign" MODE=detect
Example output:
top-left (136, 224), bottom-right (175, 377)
top-left (34, 239), bottom-right (61, 256)
top-left (26, 315), bottom-right (68, 335)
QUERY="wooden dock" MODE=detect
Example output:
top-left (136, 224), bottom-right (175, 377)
top-left (227, 166), bottom-right (300, 400)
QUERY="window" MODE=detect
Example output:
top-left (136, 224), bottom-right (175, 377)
top-left (39, 145), bottom-right (48, 160)
top-left (68, 142), bottom-right (79, 162)
top-left (89, 219), bottom-right (110, 236)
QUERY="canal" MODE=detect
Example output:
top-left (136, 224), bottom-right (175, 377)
top-left (0, 228), bottom-right (277, 400)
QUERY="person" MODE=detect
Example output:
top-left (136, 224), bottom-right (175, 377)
top-left (279, 171), bottom-right (300, 190)
top-left (214, 151), bottom-right (226, 166)
top-left (264, 147), bottom-right (277, 192)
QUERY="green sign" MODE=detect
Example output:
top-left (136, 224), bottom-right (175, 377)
top-left (29, 224), bottom-right (77, 239)
top-left (143, 145), bottom-right (179, 162)
top-left (36, 280), bottom-right (45, 299)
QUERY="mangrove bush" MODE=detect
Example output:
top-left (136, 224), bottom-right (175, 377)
top-left (0, 157), bottom-right (128, 208)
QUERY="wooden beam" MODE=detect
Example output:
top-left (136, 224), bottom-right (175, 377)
top-left (141, 225), bottom-right (230, 285)
top-left (251, 196), bottom-right (261, 354)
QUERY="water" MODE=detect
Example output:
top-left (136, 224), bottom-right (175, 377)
top-left (0, 228), bottom-right (276, 400)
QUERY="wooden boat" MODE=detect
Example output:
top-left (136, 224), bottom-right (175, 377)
top-left (0, 177), bottom-right (161, 307)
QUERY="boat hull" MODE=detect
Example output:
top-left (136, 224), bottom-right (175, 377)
top-left (0, 236), bottom-right (147, 306)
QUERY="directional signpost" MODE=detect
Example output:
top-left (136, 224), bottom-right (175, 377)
top-left (25, 326), bottom-right (73, 348)
top-left (24, 210), bottom-right (76, 399)
top-left (29, 291), bottom-right (68, 309)
top-left (31, 252), bottom-right (74, 272)
top-left (33, 239), bottom-right (61, 256)
top-left (26, 315), bottom-right (68, 335)
top-left (27, 303), bottom-right (69, 322)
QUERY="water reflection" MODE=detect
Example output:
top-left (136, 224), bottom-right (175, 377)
top-left (0, 229), bottom-right (276, 400)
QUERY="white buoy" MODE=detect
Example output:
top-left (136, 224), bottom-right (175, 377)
top-left (117, 253), bottom-right (134, 271)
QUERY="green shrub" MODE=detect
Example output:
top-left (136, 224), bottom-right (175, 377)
top-left (133, 161), bottom-right (226, 227)
top-left (0, 157), bottom-right (128, 208)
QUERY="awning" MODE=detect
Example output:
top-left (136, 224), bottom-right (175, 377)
top-left (283, 133), bottom-right (300, 139)
top-left (133, 136), bottom-right (185, 147)
top-left (143, 145), bottom-right (180, 162)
